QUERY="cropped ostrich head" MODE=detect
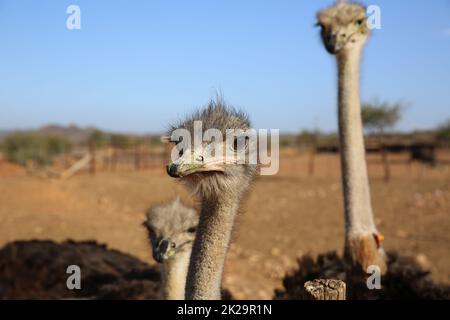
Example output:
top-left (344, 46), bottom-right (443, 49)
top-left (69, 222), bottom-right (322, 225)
top-left (167, 99), bottom-right (257, 200)
top-left (144, 198), bottom-right (198, 263)
top-left (317, 1), bottom-right (369, 55)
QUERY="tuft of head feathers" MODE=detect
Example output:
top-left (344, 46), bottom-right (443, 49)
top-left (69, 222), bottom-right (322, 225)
top-left (169, 98), bottom-right (250, 138)
top-left (317, 1), bottom-right (367, 28)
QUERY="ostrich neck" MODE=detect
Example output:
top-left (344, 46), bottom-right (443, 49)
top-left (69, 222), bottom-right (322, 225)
top-left (186, 197), bottom-right (239, 300)
top-left (162, 249), bottom-right (191, 300)
top-left (337, 48), bottom-right (376, 236)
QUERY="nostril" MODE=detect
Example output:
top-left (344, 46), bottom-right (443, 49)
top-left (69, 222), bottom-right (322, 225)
top-left (166, 164), bottom-right (178, 176)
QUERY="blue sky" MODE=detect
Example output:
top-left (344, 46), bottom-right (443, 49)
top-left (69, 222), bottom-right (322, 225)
top-left (0, 0), bottom-right (449, 133)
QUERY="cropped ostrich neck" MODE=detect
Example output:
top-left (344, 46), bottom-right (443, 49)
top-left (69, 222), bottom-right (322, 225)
top-left (162, 249), bottom-right (191, 300)
top-left (337, 48), bottom-right (376, 235)
top-left (186, 196), bottom-right (239, 300)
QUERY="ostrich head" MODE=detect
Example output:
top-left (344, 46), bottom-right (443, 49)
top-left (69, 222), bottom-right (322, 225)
top-left (317, 2), bottom-right (370, 55)
top-left (166, 99), bottom-right (257, 200)
top-left (144, 198), bottom-right (198, 263)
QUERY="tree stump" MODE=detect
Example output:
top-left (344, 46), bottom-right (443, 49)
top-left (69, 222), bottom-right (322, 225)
top-left (303, 279), bottom-right (346, 300)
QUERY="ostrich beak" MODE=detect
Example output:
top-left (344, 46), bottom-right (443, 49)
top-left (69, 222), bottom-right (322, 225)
top-left (153, 238), bottom-right (176, 262)
top-left (166, 161), bottom-right (225, 178)
top-left (323, 34), bottom-right (343, 54)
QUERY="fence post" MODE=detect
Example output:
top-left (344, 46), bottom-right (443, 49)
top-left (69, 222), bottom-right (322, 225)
top-left (112, 148), bottom-right (117, 171)
top-left (89, 142), bottom-right (96, 175)
top-left (308, 146), bottom-right (316, 177)
top-left (303, 279), bottom-right (346, 300)
top-left (134, 144), bottom-right (141, 171)
top-left (381, 143), bottom-right (390, 182)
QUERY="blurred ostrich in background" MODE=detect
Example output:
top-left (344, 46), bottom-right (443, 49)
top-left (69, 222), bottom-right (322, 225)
top-left (275, 3), bottom-right (450, 300)
top-left (166, 99), bottom-right (257, 299)
top-left (144, 198), bottom-right (198, 300)
top-left (317, 1), bottom-right (387, 275)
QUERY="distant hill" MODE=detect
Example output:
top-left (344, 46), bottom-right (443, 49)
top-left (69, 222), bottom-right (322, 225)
top-left (0, 125), bottom-right (165, 145)
top-left (36, 125), bottom-right (96, 143)
top-left (0, 125), bottom-right (96, 144)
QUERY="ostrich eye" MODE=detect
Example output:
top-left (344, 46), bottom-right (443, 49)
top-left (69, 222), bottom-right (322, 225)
top-left (356, 19), bottom-right (364, 26)
top-left (187, 227), bottom-right (197, 233)
top-left (171, 242), bottom-right (176, 248)
top-left (171, 137), bottom-right (185, 157)
top-left (232, 136), bottom-right (249, 152)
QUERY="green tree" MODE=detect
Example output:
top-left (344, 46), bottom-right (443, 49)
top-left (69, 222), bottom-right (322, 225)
top-left (297, 130), bottom-right (318, 147)
top-left (110, 134), bottom-right (133, 149)
top-left (361, 100), bottom-right (404, 182)
top-left (361, 100), bottom-right (403, 133)
top-left (4, 133), bottom-right (71, 166)
top-left (88, 130), bottom-right (108, 148)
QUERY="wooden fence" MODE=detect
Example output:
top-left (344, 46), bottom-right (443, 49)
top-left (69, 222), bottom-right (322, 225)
top-left (58, 143), bottom-right (172, 179)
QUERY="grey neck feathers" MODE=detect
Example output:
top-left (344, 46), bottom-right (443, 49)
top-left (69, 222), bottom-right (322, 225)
top-left (185, 197), bottom-right (239, 300)
top-left (337, 48), bottom-right (377, 236)
top-left (162, 249), bottom-right (191, 300)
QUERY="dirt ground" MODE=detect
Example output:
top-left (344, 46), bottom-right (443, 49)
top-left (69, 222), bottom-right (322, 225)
top-left (0, 150), bottom-right (449, 299)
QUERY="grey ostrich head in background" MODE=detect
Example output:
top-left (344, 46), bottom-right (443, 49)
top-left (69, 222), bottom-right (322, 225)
top-left (144, 198), bottom-right (198, 300)
top-left (144, 198), bottom-right (198, 263)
